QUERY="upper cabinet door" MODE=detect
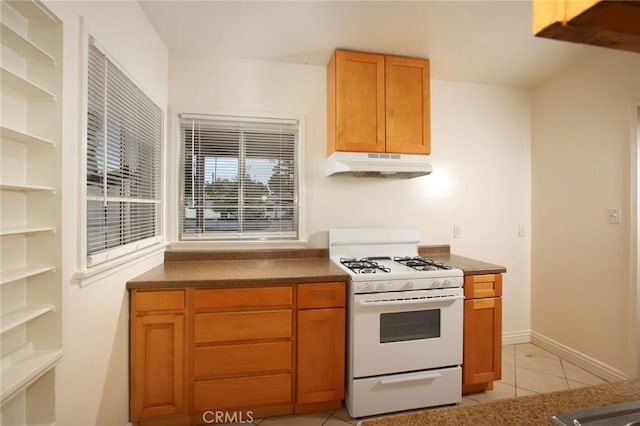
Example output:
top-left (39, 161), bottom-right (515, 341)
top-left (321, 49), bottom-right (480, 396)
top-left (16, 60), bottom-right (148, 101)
top-left (385, 56), bottom-right (430, 155)
top-left (330, 50), bottom-right (385, 153)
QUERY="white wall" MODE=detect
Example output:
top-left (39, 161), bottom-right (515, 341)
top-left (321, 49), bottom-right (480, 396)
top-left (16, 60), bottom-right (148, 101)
top-left (169, 54), bottom-right (532, 339)
top-left (531, 49), bottom-right (640, 378)
top-left (42, 1), bottom-right (168, 425)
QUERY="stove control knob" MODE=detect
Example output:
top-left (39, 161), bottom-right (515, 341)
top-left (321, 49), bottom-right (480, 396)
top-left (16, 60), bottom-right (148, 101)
top-left (432, 279), bottom-right (442, 288)
top-left (376, 283), bottom-right (387, 291)
top-left (404, 281), bottom-right (414, 289)
top-left (442, 279), bottom-right (451, 287)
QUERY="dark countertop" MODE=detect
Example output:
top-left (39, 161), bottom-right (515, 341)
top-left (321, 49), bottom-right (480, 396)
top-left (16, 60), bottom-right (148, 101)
top-left (127, 246), bottom-right (506, 290)
top-left (418, 245), bottom-right (507, 275)
top-left (126, 256), bottom-right (349, 289)
top-left (432, 254), bottom-right (507, 276)
top-left (359, 380), bottom-right (640, 426)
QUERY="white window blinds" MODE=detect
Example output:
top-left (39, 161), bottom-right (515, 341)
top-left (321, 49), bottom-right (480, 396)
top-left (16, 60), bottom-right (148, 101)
top-left (86, 40), bottom-right (162, 266)
top-left (180, 114), bottom-right (299, 240)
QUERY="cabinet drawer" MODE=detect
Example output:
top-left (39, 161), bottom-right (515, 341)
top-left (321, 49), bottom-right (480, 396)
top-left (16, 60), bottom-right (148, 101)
top-left (194, 341), bottom-right (292, 378)
top-left (193, 374), bottom-right (292, 411)
top-left (298, 282), bottom-right (346, 309)
top-left (194, 286), bottom-right (292, 310)
top-left (194, 310), bottom-right (292, 343)
top-left (464, 274), bottom-right (502, 299)
top-left (134, 290), bottom-right (185, 312)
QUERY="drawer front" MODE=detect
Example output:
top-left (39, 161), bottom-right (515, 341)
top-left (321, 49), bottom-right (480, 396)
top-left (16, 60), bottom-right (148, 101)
top-left (193, 374), bottom-right (292, 411)
top-left (464, 274), bottom-right (502, 299)
top-left (194, 310), bottom-right (292, 343)
top-left (194, 286), bottom-right (292, 310)
top-left (349, 367), bottom-right (461, 418)
top-left (194, 341), bottom-right (292, 378)
top-left (298, 282), bottom-right (346, 309)
top-left (134, 290), bottom-right (185, 312)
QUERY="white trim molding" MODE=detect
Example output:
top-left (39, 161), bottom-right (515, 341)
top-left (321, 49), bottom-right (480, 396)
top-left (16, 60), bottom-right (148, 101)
top-left (72, 242), bottom-right (166, 287)
top-left (502, 329), bottom-right (531, 346)
top-left (633, 103), bottom-right (640, 379)
top-left (530, 331), bottom-right (630, 382)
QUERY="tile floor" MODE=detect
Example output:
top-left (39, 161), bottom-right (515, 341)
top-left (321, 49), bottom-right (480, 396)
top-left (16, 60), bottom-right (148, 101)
top-left (237, 343), bottom-right (609, 425)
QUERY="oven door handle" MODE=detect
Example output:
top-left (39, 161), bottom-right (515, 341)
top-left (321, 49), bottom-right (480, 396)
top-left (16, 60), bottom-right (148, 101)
top-left (356, 294), bottom-right (463, 307)
top-left (379, 372), bottom-right (442, 385)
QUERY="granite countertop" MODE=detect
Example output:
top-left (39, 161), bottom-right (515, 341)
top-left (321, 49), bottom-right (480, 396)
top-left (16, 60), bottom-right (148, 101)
top-left (359, 380), bottom-right (640, 426)
top-left (127, 246), bottom-right (506, 290)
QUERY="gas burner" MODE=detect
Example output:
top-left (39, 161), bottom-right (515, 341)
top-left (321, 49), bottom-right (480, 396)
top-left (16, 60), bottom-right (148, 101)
top-left (340, 257), bottom-right (391, 274)
top-left (393, 256), bottom-right (453, 271)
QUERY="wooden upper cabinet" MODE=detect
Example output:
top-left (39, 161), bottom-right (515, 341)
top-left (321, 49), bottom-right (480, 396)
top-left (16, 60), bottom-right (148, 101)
top-left (533, 0), bottom-right (640, 53)
top-left (385, 55), bottom-right (430, 155)
top-left (327, 49), bottom-right (430, 155)
top-left (329, 50), bottom-right (386, 154)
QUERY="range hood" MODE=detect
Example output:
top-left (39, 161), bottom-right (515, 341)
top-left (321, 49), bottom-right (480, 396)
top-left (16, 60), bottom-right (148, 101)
top-left (326, 151), bottom-right (432, 178)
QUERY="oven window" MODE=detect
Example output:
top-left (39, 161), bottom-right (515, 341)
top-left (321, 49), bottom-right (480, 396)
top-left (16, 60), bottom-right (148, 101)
top-left (380, 309), bottom-right (441, 343)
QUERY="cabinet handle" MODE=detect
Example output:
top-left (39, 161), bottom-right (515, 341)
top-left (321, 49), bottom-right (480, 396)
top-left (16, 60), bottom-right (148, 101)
top-left (473, 299), bottom-right (496, 309)
top-left (379, 372), bottom-right (442, 385)
top-left (358, 294), bottom-right (463, 307)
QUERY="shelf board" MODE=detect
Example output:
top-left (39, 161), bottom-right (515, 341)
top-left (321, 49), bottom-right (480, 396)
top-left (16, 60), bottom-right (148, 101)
top-left (5, 0), bottom-right (59, 23)
top-left (0, 125), bottom-right (55, 147)
top-left (1, 66), bottom-right (55, 99)
top-left (1, 23), bottom-right (56, 63)
top-left (1, 265), bottom-right (54, 286)
top-left (0, 183), bottom-right (55, 192)
top-left (1, 347), bottom-right (63, 404)
top-left (1, 304), bottom-right (55, 334)
top-left (0, 226), bottom-right (55, 236)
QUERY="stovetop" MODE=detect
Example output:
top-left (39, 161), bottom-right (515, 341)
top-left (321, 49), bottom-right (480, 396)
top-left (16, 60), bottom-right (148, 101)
top-left (329, 228), bottom-right (463, 292)
top-left (334, 254), bottom-right (461, 281)
top-left (340, 256), bottom-right (454, 275)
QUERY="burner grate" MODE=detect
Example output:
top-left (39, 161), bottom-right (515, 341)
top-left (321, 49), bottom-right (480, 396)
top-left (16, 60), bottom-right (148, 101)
top-left (340, 257), bottom-right (391, 274)
top-left (393, 256), bottom-right (453, 271)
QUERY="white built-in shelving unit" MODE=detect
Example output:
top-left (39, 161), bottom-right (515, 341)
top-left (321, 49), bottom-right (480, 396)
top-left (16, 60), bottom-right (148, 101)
top-left (1, 0), bottom-right (62, 424)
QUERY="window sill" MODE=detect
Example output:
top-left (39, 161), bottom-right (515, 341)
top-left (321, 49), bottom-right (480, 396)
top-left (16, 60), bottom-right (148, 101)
top-left (73, 242), bottom-right (167, 287)
top-left (167, 239), bottom-right (308, 252)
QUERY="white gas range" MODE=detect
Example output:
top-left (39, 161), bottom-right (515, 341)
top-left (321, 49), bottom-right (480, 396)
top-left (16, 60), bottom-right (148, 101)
top-left (329, 228), bottom-right (464, 418)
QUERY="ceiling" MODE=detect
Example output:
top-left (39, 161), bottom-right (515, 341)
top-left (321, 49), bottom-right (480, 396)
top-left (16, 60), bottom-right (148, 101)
top-left (138, 0), bottom-right (602, 87)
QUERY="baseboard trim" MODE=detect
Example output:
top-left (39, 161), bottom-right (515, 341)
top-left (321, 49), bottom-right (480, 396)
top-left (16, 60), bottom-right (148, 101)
top-left (502, 329), bottom-right (531, 345)
top-left (530, 331), bottom-right (629, 382)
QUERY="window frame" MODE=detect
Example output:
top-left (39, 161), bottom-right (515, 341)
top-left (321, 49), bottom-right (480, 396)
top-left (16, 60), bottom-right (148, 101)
top-left (81, 35), bottom-right (164, 270)
top-left (172, 111), bottom-right (306, 247)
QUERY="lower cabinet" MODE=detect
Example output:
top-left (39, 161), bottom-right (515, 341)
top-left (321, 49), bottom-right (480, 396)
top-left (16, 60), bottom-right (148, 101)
top-left (130, 289), bottom-right (187, 421)
top-left (130, 282), bottom-right (346, 424)
top-left (462, 274), bottom-right (502, 394)
top-left (191, 286), bottom-right (295, 419)
top-left (296, 282), bottom-right (346, 413)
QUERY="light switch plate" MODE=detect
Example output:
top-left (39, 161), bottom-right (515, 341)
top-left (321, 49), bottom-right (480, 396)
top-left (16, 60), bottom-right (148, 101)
top-left (608, 208), bottom-right (622, 224)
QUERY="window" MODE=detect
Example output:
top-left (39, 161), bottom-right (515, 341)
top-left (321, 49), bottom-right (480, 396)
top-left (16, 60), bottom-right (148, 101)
top-left (179, 114), bottom-right (299, 240)
top-left (86, 39), bottom-right (162, 267)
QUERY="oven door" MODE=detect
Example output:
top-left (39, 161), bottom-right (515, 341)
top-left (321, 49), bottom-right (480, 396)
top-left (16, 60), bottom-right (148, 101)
top-left (351, 287), bottom-right (463, 378)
